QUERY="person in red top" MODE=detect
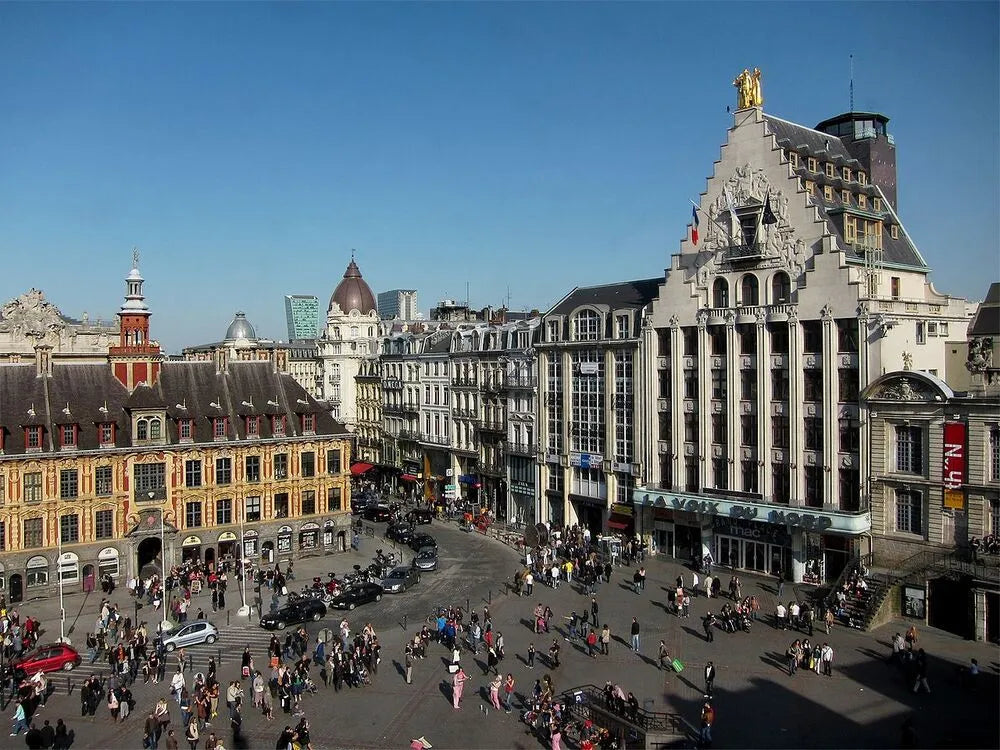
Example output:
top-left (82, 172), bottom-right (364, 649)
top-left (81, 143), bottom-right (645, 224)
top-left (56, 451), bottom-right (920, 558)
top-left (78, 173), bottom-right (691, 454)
top-left (700, 702), bottom-right (715, 747)
top-left (502, 673), bottom-right (515, 713)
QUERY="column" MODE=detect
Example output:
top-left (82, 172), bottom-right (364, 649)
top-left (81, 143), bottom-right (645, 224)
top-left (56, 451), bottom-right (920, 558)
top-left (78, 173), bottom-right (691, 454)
top-left (756, 310), bottom-right (770, 499)
top-left (726, 313), bottom-right (739, 490)
top-left (790, 530), bottom-right (806, 583)
top-left (787, 314), bottom-right (802, 506)
top-left (821, 305), bottom-right (837, 508)
top-left (640, 320), bottom-right (658, 488)
top-left (670, 319), bottom-right (683, 490)
top-left (697, 312), bottom-right (710, 490)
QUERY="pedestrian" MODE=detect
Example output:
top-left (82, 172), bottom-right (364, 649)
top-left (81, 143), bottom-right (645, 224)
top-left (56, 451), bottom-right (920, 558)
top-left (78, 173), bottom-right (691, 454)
top-left (703, 575), bottom-right (713, 599)
top-left (704, 661), bottom-right (716, 697)
top-left (702, 613), bottom-right (715, 643)
top-left (600, 625), bottom-right (610, 656)
top-left (775, 602), bottom-right (787, 630)
top-left (524, 571), bottom-right (533, 597)
top-left (691, 571), bottom-right (699, 596)
top-left (10, 700), bottom-right (28, 736)
top-left (658, 640), bottom-right (670, 671)
top-left (821, 643), bottom-right (834, 677)
top-left (904, 625), bottom-right (918, 652)
top-left (452, 667), bottom-right (467, 709)
top-left (912, 649), bottom-right (930, 693)
top-left (184, 718), bottom-right (199, 750)
top-left (776, 572), bottom-right (785, 599)
top-left (786, 640), bottom-right (800, 676)
top-left (699, 701), bottom-right (715, 747)
top-left (503, 672), bottom-right (515, 712)
top-left (586, 629), bottom-right (598, 658)
top-left (527, 643), bottom-right (535, 669)
top-left (489, 674), bottom-right (502, 711)
top-left (404, 645), bottom-right (414, 685)
top-left (630, 618), bottom-right (640, 653)
top-left (824, 607), bottom-right (834, 635)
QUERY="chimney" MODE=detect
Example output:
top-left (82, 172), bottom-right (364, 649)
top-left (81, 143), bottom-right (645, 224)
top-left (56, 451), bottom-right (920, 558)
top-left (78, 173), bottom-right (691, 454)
top-left (215, 346), bottom-right (229, 375)
top-left (34, 344), bottom-right (53, 378)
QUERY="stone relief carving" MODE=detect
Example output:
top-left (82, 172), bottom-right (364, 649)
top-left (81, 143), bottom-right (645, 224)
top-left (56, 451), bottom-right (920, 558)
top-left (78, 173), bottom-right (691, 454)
top-left (966, 337), bottom-right (993, 373)
top-left (901, 351), bottom-right (913, 371)
top-left (876, 377), bottom-right (931, 401)
top-left (0, 289), bottom-right (66, 337)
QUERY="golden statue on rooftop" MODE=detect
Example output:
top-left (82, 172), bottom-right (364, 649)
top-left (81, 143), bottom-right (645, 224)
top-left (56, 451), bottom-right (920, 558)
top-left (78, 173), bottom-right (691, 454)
top-left (734, 68), bottom-right (763, 109)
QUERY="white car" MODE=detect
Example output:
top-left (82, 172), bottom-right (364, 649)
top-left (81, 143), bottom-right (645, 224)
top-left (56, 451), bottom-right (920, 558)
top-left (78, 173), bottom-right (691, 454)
top-left (161, 621), bottom-right (219, 651)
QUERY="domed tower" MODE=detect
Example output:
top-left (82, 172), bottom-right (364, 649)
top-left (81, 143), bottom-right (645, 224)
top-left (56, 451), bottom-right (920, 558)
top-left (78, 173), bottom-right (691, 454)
top-left (224, 311), bottom-right (258, 344)
top-left (318, 254), bottom-right (381, 424)
top-left (109, 250), bottom-right (162, 389)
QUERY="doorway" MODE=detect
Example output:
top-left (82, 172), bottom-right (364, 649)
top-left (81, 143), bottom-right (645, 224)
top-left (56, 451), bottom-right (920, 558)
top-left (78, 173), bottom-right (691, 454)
top-left (261, 541), bottom-right (275, 565)
top-left (9, 574), bottom-right (23, 603)
top-left (744, 541), bottom-right (768, 573)
top-left (928, 577), bottom-right (970, 638)
top-left (82, 564), bottom-right (96, 593)
top-left (204, 547), bottom-right (216, 569)
top-left (137, 537), bottom-right (163, 579)
top-left (654, 528), bottom-right (674, 557)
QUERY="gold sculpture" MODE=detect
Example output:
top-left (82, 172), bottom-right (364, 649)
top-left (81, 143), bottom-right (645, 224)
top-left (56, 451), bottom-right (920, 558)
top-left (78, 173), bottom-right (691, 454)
top-left (733, 68), bottom-right (763, 109)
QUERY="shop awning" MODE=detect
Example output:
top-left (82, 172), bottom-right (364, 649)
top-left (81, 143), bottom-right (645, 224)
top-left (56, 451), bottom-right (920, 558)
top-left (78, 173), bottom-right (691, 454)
top-left (607, 520), bottom-right (630, 530)
top-left (459, 474), bottom-right (478, 484)
top-left (350, 462), bottom-right (374, 476)
top-left (400, 473), bottom-right (418, 482)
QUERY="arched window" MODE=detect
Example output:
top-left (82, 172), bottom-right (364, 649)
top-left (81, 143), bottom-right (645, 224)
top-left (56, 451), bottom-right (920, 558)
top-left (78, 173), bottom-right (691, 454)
top-left (136, 418), bottom-right (148, 440)
top-left (741, 274), bottom-right (759, 306)
top-left (350, 326), bottom-right (358, 339)
top-left (149, 418), bottom-right (162, 440)
top-left (713, 278), bottom-right (730, 308)
top-left (772, 272), bottom-right (792, 304)
top-left (573, 310), bottom-right (601, 341)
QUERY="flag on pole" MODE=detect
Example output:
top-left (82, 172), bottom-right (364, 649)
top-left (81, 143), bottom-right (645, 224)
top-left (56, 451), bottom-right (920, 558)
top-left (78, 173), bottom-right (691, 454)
top-left (762, 191), bottom-right (778, 225)
top-left (691, 205), bottom-right (700, 245)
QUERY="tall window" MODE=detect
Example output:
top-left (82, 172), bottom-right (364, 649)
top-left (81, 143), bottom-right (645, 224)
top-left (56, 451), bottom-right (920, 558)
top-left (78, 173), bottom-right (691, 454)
top-left (804, 369), bottom-right (823, 401)
top-left (0, 521), bottom-right (5, 551)
top-left (711, 369), bottom-right (726, 399)
top-left (616, 314), bottom-right (630, 340)
top-left (771, 272), bottom-right (791, 303)
top-left (301, 490), bottom-right (316, 516)
top-left (770, 325), bottom-right (789, 354)
top-left (895, 426), bottom-right (923, 474)
top-left (839, 418), bottom-right (860, 453)
top-left (24, 472), bottom-right (43, 504)
top-left (60, 469), bottom-right (79, 499)
top-left (60, 424), bottom-right (77, 448)
top-left (772, 416), bottom-right (789, 449)
top-left (741, 461), bottom-right (759, 493)
top-left (741, 370), bottom-right (757, 400)
top-left (804, 417), bottom-right (823, 451)
top-left (802, 322), bottom-right (823, 354)
top-left (741, 274), bottom-right (759, 306)
top-left (274, 453), bottom-right (288, 480)
top-left (185, 460), bottom-right (202, 488)
top-left (95, 465), bottom-right (113, 496)
top-left (185, 502), bottom-right (203, 529)
top-left (684, 371), bottom-right (698, 399)
top-left (772, 464), bottom-right (790, 504)
top-left (712, 414), bottom-right (727, 444)
top-left (25, 426), bottom-right (42, 451)
top-left (99, 422), bottom-right (115, 447)
top-left (216, 457), bottom-right (232, 485)
top-left (685, 458), bottom-right (698, 493)
top-left (571, 350), bottom-right (604, 454)
top-left (614, 353), bottom-right (634, 464)
top-left (216, 499), bottom-right (232, 526)
top-left (571, 468), bottom-right (605, 498)
top-left (713, 278), bottom-right (730, 308)
top-left (991, 427), bottom-right (1000, 482)
top-left (95, 509), bottom-right (114, 540)
top-left (804, 466), bottom-right (823, 508)
top-left (712, 458), bottom-right (727, 490)
top-left (895, 490), bottom-right (922, 534)
top-left (327, 449), bottom-right (341, 475)
top-left (60, 514), bottom-right (80, 543)
top-left (839, 469), bottom-right (860, 511)
top-left (213, 417), bottom-right (228, 439)
top-left (23, 517), bottom-right (43, 548)
top-left (245, 456), bottom-right (261, 482)
top-left (245, 496), bottom-right (261, 522)
top-left (684, 413), bottom-right (699, 443)
top-left (301, 451), bottom-right (316, 478)
top-left (837, 320), bottom-right (859, 352)
top-left (772, 369), bottom-right (789, 400)
top-left (741, 415), bottom-right (758, 446)
top-left (134, 463), bottom-right (166, 497)
top-left (573, 310), bottom-right (601, 341)
top-left (838, 369), bottom-right (859, 402)
top-left (547, 357), bottom-right (564, 455)
top-left (683, 328), bottom-right (698, 356)
top-left (328, 486), bottom-right (343, 512)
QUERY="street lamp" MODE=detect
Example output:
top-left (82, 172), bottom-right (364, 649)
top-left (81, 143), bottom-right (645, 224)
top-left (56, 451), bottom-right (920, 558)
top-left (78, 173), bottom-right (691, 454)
top-left (56, 524), bottom-right (69, 645)
top-left (236, 518), bottom-right (250, 617)
top-left (158, 501), bottom-right (174, 634)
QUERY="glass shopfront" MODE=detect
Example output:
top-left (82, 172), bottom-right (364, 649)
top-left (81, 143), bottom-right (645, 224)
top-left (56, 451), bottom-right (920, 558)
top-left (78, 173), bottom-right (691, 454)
top-left (712, 517), bottom-right (791, 577)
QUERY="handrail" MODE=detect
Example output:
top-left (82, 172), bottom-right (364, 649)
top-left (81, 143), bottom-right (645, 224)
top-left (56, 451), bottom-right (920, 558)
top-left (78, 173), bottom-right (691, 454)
top-left (558, 684), bottom-right (685, 735)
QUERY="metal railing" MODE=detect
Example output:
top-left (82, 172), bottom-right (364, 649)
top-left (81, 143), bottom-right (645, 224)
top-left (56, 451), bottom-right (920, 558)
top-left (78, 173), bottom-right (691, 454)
top-left (503, 375), bottom-right (538, 389)
top-left (559, 684), bottom-right (686, 736)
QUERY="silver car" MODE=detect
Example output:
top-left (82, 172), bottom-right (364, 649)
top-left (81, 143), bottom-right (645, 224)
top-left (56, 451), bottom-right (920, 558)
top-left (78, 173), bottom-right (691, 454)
top-left (380, 566), bottom-right (419, 593)
top-left (161, 621), bottom-right (219, 651)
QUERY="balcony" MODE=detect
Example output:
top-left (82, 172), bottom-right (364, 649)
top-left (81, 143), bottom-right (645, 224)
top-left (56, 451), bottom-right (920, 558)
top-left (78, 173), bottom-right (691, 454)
top-left (702, 302), bottom-right (797, 326)
top-left (452, 407), bottom-right (478, 420)
top-left (477, 417), bottom-right (506, 433)
top-left (721, 242), bottom-right (765, 263)
top-left (420, 433), bottom-right (450, 447)
top-left (480, 459), bottom-right (506, 477)
top-left (503, 375), bottom-right (537, 390)
top-left (402, 401), bottom-right (420, 414)
top-left (383, 404), bottom-right (404, 415)
top-left (452, 376), bottom-right (478, 389)
top-left (507, 441), bottom-right (537, 456)
top-left (382, 377), bottom-right (403, 390)
top-left (482, 378), bottom-right (503, 394)
top-left (398, 429), bottom-right (422, 442)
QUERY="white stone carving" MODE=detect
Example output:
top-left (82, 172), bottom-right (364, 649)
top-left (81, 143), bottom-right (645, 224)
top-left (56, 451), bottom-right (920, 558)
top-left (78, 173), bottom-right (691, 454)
top-left (0, 289), bottom-right (66, 337)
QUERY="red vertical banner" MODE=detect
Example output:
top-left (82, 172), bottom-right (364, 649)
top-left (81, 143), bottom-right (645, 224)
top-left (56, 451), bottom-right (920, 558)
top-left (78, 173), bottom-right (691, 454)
top-left (942, 422), bottom-right (966, 509)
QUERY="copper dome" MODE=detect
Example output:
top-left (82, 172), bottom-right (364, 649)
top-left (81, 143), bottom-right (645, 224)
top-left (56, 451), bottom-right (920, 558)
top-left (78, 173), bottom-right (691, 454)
top-left (329, 259), bottom-right (376, 315)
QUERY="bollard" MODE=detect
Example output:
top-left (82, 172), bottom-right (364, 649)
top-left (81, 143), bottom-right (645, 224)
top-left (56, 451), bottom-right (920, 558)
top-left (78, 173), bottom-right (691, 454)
top-left (466, 598), bottom-right (470, 615)
top-left (227, 610), bottom-right (231, 627)
top-left (218, 648), bottom-right (222, 666)
top-left (489, 590), bottom-right (492, 605)
top-left (403, 614), bottom-right (408, 631)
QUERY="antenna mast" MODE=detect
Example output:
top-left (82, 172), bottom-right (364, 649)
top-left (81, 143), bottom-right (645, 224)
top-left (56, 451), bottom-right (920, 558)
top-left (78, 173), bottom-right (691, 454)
top-left (849, 54), bottom-right (854, 113)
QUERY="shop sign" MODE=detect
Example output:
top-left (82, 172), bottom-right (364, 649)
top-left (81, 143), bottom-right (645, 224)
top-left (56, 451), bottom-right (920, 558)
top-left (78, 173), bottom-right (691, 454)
top-left (667, 496), bottom-right (834, 531)
top-left (511, 481), bottom-right (534, 495)
top-left (943, 422), bottom-right (966, 509)
top-left (611, 462), bottom-right (633, 474)
top-left (610, 503), bottom-right (633, 517)
top-left (712, 516), bottom-right (790, 546)
top-left (570, 453), bottom-right (603, 469)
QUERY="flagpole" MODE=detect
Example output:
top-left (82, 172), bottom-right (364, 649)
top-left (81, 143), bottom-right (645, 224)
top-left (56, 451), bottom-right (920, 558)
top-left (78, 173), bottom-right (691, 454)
top-left (690, 199), bottom-right (730, 239)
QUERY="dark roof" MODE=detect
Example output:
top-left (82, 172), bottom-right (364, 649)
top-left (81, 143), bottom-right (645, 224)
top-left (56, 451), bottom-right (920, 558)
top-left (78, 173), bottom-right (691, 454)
top-left (0, 359), bottom-right (347, 456)
top-left (329, 259), bottom-right (376, 315)
top-left (969, 283), bottom-right (1000, 337)
top-left (763, 115), bottom-right (859, 165)
top-left (546, 278), bottom-right (661, 317)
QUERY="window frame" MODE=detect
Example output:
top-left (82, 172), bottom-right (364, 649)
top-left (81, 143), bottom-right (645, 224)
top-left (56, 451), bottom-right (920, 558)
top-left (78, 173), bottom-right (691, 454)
top-left (215, 456), bottom-right (232, 485)
top-left (59, 468), bottom-right (79, 500)
top-left (95, 509), bottom-right (114, 540)
top-left (185, 501), bottom-right (203, 529)
top-left (895, 489), bottom-right (923, 535)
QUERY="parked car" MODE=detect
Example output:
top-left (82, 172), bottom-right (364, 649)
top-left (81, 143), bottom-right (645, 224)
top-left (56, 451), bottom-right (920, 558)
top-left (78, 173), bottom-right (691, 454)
top-left (161, 621), bottom-right (219, 651)
top-left (363, 504), bottom-right (393, 522)
top-left (381, 566), bottom-right (420, 593)
top-left (409, 533), bottom-right (438, 552)
top-left (259, 598), bottom-right (328, 630)
top-left (411, 548), bottom-right (439, 571)
top-left (328, 582), bottom-right (384, 610)
top-left (407, 507), bottom-right (433, 525)
top-left (386, 523), bottom-right (414, 544)
top-left (10, 644), bottom-right (81, 678)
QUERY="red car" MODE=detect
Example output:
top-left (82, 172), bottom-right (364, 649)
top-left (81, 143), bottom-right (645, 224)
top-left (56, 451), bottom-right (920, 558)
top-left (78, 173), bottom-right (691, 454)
top-left (10, 643), bottom-right (81, 678)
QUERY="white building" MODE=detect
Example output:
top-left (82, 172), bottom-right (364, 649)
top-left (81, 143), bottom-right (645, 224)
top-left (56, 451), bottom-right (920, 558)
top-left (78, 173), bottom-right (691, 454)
top-left (317, 259), bottom-right (380, 423)
top-left (377, 289), bottom-right (419, 321)
top-left (634, 87), bottom-right (971, 584)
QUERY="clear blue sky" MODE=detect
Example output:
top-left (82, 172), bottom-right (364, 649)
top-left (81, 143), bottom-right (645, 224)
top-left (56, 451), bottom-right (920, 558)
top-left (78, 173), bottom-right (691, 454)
top-left (1, 2), bottom-right (997, 353)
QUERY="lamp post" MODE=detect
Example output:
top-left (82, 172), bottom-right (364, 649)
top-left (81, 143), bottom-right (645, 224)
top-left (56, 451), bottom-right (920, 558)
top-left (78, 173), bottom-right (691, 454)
top-left (236, 518), bottom-right (250, 617)
top-left (56, 526), bottom-right (69, 645)
top-left (158, 501), bottom-right (174, 634)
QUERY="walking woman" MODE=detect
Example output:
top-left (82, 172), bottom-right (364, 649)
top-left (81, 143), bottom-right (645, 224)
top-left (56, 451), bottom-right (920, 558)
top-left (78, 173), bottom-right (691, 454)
top-left (452, 667), bottom-right (467, 709)
top-left (489, 674), bottom-right (502, 711)
top-left (184, 717), bottom-right (199, 750)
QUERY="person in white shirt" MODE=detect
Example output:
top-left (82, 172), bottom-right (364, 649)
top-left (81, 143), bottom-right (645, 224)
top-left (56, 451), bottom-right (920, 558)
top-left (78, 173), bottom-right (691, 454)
top-left (776, 603), bottom-right (787, 630)
top-left (789, 602), bottom-right (800, 628)
top-left (170, 669), bottom-right (185, 704)
top-left (820, 643), bottom-right (834, 676)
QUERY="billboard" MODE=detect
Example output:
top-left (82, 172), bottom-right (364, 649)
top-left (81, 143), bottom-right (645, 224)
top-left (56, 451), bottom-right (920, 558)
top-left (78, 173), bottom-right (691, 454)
top-left (942, 422), bottom-right (966, 509)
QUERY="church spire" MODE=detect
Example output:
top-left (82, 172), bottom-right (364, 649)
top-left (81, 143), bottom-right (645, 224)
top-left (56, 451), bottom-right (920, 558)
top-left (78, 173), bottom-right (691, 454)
top-left (109, 250), bottom-right (161, 389)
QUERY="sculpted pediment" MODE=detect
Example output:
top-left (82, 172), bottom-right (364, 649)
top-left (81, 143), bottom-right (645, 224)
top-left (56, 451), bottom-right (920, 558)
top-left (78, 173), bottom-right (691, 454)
top-left (871, 376), bottom-right (935, 402)
top-left (0, 289), bottom-right (66, 337)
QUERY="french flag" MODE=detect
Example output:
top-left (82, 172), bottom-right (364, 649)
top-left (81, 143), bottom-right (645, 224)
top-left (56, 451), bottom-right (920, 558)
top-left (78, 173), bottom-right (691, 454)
top-left (691, 205), bottom-right (700, 245)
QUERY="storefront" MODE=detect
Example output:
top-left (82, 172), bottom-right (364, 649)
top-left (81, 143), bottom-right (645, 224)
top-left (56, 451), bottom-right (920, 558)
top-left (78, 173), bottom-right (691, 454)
top-left (217, 531), bottom-right (238, 561)
top-left (607, 503), bottom-right (634, 535)
top-left (276, 525), bottom-right (293, 558)
top-left (510, 480), bottom-right (535, 527)
top-left (299, 522), bottom-right (320, 551)
top-left (570, 495), bottom-right (604, 536)
top-left (181, 535), bottom-right (202, 564)
top-left (242, 530), bottom-right (259, 560)
top-left (633, 488), bottom-right (871, 584)
top-left (97, 547), bottom-right (120, 580)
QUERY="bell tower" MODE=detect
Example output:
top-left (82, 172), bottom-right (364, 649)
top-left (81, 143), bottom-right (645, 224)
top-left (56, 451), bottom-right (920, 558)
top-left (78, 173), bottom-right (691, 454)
top-left (109, 249), bottom-right (162, 389)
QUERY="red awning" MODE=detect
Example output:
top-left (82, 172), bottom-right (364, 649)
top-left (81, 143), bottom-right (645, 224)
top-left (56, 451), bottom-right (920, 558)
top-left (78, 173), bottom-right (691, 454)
top-left (400, 473), bottom-right (418, 482)
top-left (350, 462), bottom-right (374, 476)
top-left (607, 520), bottom-right (630, 530)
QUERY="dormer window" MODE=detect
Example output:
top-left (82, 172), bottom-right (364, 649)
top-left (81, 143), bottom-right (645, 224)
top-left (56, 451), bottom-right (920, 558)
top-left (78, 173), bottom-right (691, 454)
top-left (788, 151), bottom-right (799, 167)
top-left (807, 157), bottom-right (818, 172)
top-left (857, 194), bottom-right (867, 210)
top-left (246, 416), bottom-right (260, 438)
top-left (873, 197), bottom-right (882, 212)
top-left (60, 424), bottom-right (78, 449)
top-left (301, 413), bottom-right (315, 434)
top-left (25, 426), bottom-right (42, 452)
top-left (272, 415), bottom-right (286, 437)
top-left (841, 190), bottom-right (851, 205)
top-left (616, 314), bottom-right (631, 340)
top-left (213, 417), bottom-right (229, 440)
top-left (858, 171), bottom-right (867, 185)
top-left (547, 320), bottom-right (560, 343)
top-left (99, 422), bottom-right (115, 448)
top-left (842, 167), bottom-right (852, 181)
top-left (135, 416), bottom-right (163, 443)
top-left (178, 419), bottom-right (193, 442)
top-left (890, 225), bottom-right (899, 240)
top-left (573, 310), bottom-right (601, 341)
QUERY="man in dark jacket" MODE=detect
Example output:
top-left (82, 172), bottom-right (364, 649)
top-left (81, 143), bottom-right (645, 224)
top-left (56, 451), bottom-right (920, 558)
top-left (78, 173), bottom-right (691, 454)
top-left (39, 720), bottom-right (55, 749)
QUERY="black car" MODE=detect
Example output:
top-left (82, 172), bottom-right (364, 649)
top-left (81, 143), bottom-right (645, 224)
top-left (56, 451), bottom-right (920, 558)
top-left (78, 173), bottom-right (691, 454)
top-left (386, 523), bottom-right (414, 544)
top-left (407, 507), bottom-right (433, 525)
top-left (408, 533), bottom-right (437, 552)
top-left (411, 547), bottom-right (439, 572)
top-left (259, 598), bottom-right (327, 630)
top-left (328, 582), bottom-right (384, 610)
top-left (362, 504), bottom-right (392, 522)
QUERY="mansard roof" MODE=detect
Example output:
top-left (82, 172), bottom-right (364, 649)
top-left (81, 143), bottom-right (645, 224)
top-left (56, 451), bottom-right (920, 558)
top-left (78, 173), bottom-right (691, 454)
top-left (968, 283), bottom-right (999, 337)
top-left (546, 278), bottom-right (661, 317)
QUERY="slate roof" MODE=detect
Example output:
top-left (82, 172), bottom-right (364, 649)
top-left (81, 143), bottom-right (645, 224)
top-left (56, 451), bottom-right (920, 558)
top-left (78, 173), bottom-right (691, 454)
top-left (546, 278), bottom-right (661, 317)
top-left (763, 115), bottom-right (861, 166)
top-left (0, 359), bottom-right (346, 457)
top-left (969, 283), bottom-right (1000, 337)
